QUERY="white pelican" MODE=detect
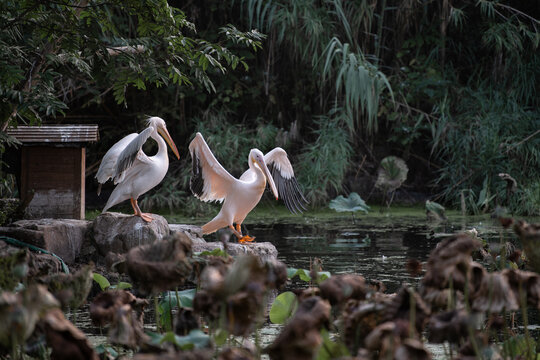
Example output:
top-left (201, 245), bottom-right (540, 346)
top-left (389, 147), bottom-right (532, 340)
top-left (95, 116), bottom-right (180, 222)
top-left (189, 132), bottom-right (308, 242)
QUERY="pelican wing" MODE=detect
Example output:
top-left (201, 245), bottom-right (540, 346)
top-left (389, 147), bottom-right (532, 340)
top-left (189, 132), bottom-right (236, 202)
top-left (113, 126), bottom-right (154, 184)
top-left (265, 147), bottom-right (308, 213)
top-left (95, 133), bottom-right (139, 194)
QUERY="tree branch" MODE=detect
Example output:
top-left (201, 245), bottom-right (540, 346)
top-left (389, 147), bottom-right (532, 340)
top-left (504, 129), bottom-right (540, 154)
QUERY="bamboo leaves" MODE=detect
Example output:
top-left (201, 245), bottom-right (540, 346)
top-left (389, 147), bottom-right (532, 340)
top-left (321, 37), bottom-right (393, 134)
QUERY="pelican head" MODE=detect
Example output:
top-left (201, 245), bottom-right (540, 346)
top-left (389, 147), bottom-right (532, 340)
top-left (249, 149), bottom-right (279, 200)
top-left (148, 117), bottom-right (180, 159)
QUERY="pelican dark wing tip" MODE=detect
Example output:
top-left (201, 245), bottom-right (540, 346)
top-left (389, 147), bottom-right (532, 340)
top-left (190, 153), bottom-right (205, 198)
top-left (268, 163), bottom-right (308, 214)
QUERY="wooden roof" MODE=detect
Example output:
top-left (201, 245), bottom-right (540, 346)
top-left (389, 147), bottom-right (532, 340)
top-left (7, 125), bottom-right (99, 143)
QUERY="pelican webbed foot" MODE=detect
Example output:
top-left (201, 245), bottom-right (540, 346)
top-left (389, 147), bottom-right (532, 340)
top-left (131, 198), bottom-right (153, 222)
top-left (139, 213), bottom-right (154, 222)
top-left (238, 235), bottom-right (255, 243)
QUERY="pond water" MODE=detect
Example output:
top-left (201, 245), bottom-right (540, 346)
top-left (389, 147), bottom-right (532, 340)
top-left (78, 209), bottom-right (538, 358)
top-left (241, 211), bottom-right (514, 292)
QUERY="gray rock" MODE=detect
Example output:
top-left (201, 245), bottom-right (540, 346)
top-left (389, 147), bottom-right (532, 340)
top-left (169, 224), bottom-right (204, 244)
top-left (92, 212), bottom-right (169, 256)
top-left (9, 218), bottom-right (91, 264)
top-left (168, 224), bottom-right (279, 261)
top-left (192, 241), bottom-right (278, 262)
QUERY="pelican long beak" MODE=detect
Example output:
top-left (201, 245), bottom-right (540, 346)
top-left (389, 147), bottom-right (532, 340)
top-left (257, 158), bottom-right (279, 200)
top-left (158, 127), bottom-right (180, 159)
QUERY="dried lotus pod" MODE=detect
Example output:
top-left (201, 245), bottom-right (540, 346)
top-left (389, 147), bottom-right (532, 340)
top-left (319, 274), bottom-right (366, 306)
top-left (134, 349), bottom-right (212, 360)
top-left (384, 287), bottom-right (430, 333)
top-left (422, 234), bottom-right (482, 291)
top-left (471, 272), bottom-right (518, 313)
top-left (38, 264), bottom-right (93, 310)
top-left (0, 285), bottom-right (59, 351)
top-left (42, 308), bottom-right (98, 360)
top-left (218, 346), bottom-right (255, 360)
top-left (420, 286), bottom-right (464, 311)
top-left (108, 303), bottom-right (149, 348)
top-left (427, 309), bottom-right (477, 343)
top-left (513, 221), bottom-right (540, 273)
top-left (342, 300), bottom-right (386, 354)
top-left (194, 255), bottom-right (287, 337)
top-left (395, 338), bottom-right (431, 360)
top-left (502, 268), bottom-right (540, 308)
top-left (266, 296), bottom-right (330, 360)
top-left (89, 290), bottom-right (147, 326)
top-left (126, 232), bottom-right (192, 295)
top-left (364, 321), bottom-right (406, 351)
top-left (264, 258), bottom-right (288, 290)
top-left (175, 308), bottom-right (199, 336)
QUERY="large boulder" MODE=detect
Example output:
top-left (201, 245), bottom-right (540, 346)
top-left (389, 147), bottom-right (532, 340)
top-left (2, 218), bottom-right (91, 264)
top-left (92, 212), bottom-right (169, 256)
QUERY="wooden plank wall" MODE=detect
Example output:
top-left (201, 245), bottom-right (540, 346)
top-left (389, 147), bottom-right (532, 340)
top-left (21, 146), bottom-right (85, 219)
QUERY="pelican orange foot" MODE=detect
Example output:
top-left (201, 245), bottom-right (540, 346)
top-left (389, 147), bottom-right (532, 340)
top-left (130, 198), bottom-right (154, 223)
top-left (238, 235), bottom-right (255, 243)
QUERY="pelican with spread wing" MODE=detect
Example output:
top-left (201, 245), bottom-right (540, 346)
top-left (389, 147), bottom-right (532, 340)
top-left (189, 132), bottom-right (307, 242)
top-left (96, 116), bottom-right (180, 222)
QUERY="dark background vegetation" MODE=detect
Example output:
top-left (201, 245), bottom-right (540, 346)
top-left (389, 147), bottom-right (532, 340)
top-left (1, 0), bottom-right (539, 216)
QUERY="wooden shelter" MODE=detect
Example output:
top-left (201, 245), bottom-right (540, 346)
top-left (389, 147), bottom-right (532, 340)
top-left (7, 125), bottom-right (99, 219)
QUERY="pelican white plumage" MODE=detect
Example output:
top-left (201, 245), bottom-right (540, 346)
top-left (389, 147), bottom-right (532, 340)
top-left (189, 132), bottom-right (308, 242)
top-left (95, 116), bottom-right (180, 222)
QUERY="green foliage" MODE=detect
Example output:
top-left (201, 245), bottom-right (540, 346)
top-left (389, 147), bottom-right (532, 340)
top-left (192, 115), bottom-right (280, 176)
top-left (95, 344), bottom-right (119, 359)
top-left (0, 198), bottom-right (20, 226)
top-left (5, 0), bottom-right (538, 216)
top-left (92, 273), bottom-right (110, 291)
top-left (425, 200), bottom-right (446, 221)
top-left (321, 37), bottom-right (392, 134)
top-left (286, 268), bottom-right (331, 283)
top-left (0, 0), bottom-right (262, 128)
top-left (431, 88), bottom-right (540, 215)
top-left (139, 176), bottom-right (187, 213)
top-left (158, 289), bottom-right (196, 330)
top-left (500, 334), bottom-right (536, 359)
top-left (0, 249), bottom-right (27, 291)
top-left (269, 291), bottom-right (298, 324)
top-left (317, 329), bottom-right (350, 360)
top-left (380, 157), bottom-right (406, 182)
top-left (298, 114), bottom-right (352, 205)
top-left (196, 248), bottom-right (228, 258)
top-left (92, 273), bottom-right (132, 291)
top-left (329, 193), bottom-right (370, 214)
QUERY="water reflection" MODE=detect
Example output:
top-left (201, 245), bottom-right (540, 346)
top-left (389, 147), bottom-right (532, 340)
top-left (250, 215), bottom-right (505, 293)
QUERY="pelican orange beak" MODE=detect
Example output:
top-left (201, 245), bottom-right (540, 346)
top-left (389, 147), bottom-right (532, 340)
top-left (256, 157), bottom-right (279, 200)
top-left (158, 127), bottom-right (180, 159)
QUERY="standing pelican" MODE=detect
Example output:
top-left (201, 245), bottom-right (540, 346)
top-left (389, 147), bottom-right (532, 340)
top-left (189, 132), bottom-right (308, 242)
top-left (95, 116), bottom-right (180, 222)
